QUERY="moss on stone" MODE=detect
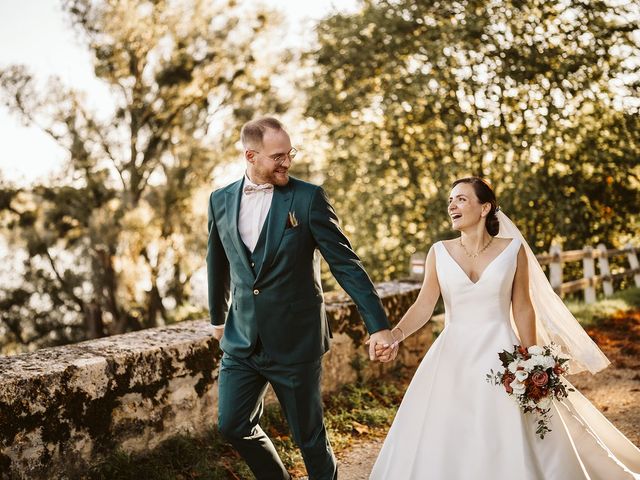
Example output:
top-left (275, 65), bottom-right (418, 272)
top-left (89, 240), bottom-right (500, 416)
top-left (0, 282), bottom-right (422, 479)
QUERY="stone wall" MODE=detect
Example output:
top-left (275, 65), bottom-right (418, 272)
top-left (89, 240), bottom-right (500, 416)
top-left (0, 281), bottom-right (432, 479)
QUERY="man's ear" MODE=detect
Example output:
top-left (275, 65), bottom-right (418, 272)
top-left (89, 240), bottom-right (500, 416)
top-left (244, 149), bottom-right (255, 164)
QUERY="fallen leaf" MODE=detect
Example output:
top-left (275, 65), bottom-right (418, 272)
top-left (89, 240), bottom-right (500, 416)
top-left (352, 421), bottom-right (370, 434)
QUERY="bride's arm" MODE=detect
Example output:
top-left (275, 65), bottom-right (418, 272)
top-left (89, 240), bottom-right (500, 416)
top-left (512, 244), bottom-right (537, 347)
top-left (390, 245), bottom-right (441, 343)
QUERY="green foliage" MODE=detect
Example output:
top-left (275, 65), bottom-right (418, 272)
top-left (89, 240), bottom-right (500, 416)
top-left (306, 0), bottom-right (640, 280)
top-left (90, 371), bottom-right (409, 478)
top-left (0, 0), bottom-right (286, 352)
top-left (324, 380), bottom-right (402, 432)
top-left (568, 286), bottom-right (640, 326)
top-left (89, 427), bottom-right (253, 479)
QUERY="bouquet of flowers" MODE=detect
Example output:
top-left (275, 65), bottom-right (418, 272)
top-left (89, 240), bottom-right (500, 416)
top-left (486, 343), bottom-right (574, 439)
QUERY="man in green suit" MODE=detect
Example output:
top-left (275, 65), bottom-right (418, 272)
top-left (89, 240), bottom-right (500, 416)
top-left (207, 117), bottom-right (394, 479)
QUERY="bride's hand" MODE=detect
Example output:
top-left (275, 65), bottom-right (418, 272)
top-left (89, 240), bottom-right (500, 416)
top-left (372, 326), bottom-right (404, 361)
top-left (374, 342), bottom-right (399, 362)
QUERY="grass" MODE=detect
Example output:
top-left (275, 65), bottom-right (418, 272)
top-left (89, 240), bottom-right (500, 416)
top-left (89, 370), bottom-right (408, 480)
top-left (88, 428), bottom-right (253, 480)
top-left (567, 287), bottom-right (640, 327)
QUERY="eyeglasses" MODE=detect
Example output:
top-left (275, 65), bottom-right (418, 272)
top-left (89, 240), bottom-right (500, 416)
top-left (250, 147), bottom-right (298, 166)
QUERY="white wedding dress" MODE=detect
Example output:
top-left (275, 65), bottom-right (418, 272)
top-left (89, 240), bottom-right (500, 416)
top-left (370, 238), bottom-right (640, 479)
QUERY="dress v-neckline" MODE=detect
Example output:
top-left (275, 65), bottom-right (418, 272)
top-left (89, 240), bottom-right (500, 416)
top-left (440, 238), bottom-right (515, 285)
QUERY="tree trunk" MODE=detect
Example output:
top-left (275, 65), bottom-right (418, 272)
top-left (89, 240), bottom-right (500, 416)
top-left (83, 300), bottom-right (104, 339)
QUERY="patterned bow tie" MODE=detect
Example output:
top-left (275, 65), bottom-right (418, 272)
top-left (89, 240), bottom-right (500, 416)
top-left (243, 183), bottom-right (274, 195)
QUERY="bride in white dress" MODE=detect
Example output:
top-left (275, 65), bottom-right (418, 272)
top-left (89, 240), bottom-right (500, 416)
top-left (370, 177), bottom-right (640, 479)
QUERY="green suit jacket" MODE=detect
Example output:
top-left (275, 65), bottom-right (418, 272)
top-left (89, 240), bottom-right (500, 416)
top-left (206, 176), bottom-right (389, 364)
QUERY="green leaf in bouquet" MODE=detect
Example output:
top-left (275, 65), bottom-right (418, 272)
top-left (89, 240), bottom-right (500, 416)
top-left (498, 350), bottom-right (515, 366)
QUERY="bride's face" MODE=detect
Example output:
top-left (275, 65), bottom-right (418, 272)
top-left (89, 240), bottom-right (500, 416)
top-left (448, 183), bottom-right (487, 231)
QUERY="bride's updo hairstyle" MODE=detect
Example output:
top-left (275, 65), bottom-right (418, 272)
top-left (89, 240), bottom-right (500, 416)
top-left (451, 177), bottom-right (500, 236)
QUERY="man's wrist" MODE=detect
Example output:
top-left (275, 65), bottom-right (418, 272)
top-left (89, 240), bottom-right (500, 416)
top-left (371, 327), bottom-right (391, 335)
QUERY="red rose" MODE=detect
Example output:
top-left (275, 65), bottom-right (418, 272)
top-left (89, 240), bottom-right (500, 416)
top-left (517, 345), bottom-right (531, 359)
top-left (502, 373), bottom-right (515, 394)
top-left (528, 385), bottom-right (544, 401)
top-left (553, 364), bottom-right (565, 375)
top-left (531, 370), bottom-right (549, 387)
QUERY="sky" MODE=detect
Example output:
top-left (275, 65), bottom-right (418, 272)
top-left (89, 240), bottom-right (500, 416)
top-left (0, 0), bottom-right (358, 186)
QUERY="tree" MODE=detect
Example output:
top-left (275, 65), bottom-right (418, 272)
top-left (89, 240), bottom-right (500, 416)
top-left (0, 0), bottom-right (285, 353)
top-left (306, 0), bottom-right (640, 280)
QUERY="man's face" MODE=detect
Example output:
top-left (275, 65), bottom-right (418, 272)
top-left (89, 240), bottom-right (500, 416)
top-left (246, 128), bottom-right (292, 187)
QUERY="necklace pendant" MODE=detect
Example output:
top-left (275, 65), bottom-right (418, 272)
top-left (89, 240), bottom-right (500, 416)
top-left (459, 236), bottom-right (493, 259)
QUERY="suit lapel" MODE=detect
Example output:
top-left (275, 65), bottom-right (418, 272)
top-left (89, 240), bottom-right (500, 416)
top-left (256, 182), bottom-right (293, 280)
top-left (226, 180), bottom-right (254, 276)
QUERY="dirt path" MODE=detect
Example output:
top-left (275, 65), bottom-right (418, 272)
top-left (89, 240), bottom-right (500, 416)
top-left (336, 438), bottom-right (384, 479)
top-left (568, 308), bottom-right (640, 446)
top-left (335, 309), bottom-right (640, 480)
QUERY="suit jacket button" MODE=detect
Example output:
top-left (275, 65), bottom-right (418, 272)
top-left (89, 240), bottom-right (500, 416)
top-left (251, 262), bottom-right (255, 267)
top-left (253, 289), bottom-right (259, 295)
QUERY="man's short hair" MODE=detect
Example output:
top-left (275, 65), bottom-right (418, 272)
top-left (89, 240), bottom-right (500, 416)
top-left (241, 117), bottom-right (284, 149)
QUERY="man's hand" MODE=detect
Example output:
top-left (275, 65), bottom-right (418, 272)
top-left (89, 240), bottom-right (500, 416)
top-left (374, 343), bottom-right (398, 362)
top-left (212, 325), bottom-right (224, 341)
top-left (367, 329), bottom-right (398, 363)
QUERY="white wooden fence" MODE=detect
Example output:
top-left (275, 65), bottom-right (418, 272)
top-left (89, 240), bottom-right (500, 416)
top-left (409, 242), bottom-right (640, 304)
top-left (537, 243), bottom-right (640, 304)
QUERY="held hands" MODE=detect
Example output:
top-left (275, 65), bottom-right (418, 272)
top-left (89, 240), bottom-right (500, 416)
top-left (366, 328), bottom-right (402, 363)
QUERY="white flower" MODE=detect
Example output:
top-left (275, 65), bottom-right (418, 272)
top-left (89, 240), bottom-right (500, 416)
top-left (510, 379), bottom-right (526, 395)
top-left (515, 370), bottom-right (529, 382)
top-left (527, 345), bottom-right (544, 356)
top-left (529, 354), bottom-right (545, 365)
top-left (508, 360), bottom-right (520, 373)
top-left (542, 356), bottom-right (556, 369)
top-left (528, 355), bottom-right (555, 370)
top-left (521, 358), bottom-right (538, 372)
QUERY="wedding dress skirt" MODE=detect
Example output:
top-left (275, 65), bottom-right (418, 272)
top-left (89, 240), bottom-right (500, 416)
top-left (370, 239), bottom-right (640, 479)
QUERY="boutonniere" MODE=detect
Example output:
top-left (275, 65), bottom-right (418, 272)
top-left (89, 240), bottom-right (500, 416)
top-left (286, 211), bottom-right (299, 228)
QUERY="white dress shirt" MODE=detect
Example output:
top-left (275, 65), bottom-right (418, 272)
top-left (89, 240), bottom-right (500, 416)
top-left (238, 174), bottom-right (274, 252)
top-left (213, 175), bottom-right (273, 332)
